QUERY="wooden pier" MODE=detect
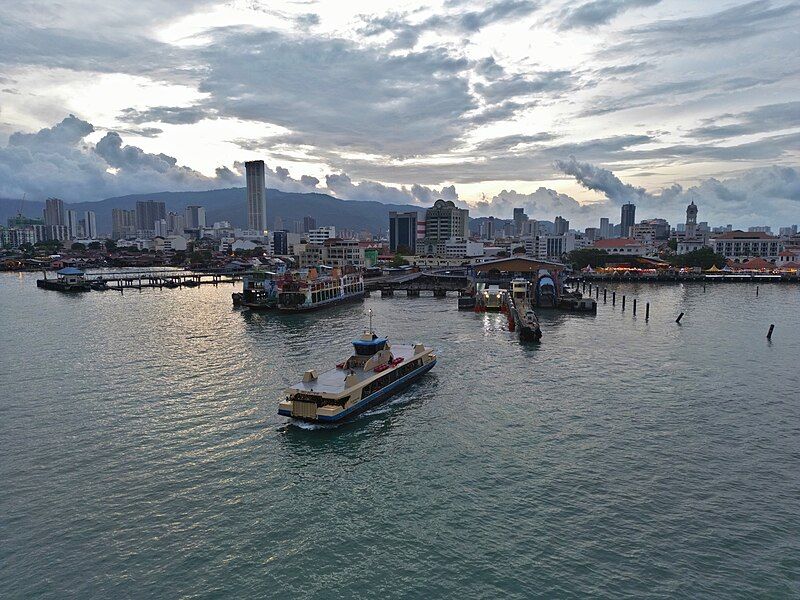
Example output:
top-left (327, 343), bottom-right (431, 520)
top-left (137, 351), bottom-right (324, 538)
top-left (39, 268), bottom-right (244, 292)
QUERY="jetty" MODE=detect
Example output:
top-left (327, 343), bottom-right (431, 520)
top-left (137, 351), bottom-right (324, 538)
top-left (37, 268), bottom-right (245, 292)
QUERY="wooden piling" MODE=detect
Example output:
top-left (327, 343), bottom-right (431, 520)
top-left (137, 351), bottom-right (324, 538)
top-left (595, 286), bottom-right (599, 299)
top-left (676, 312), bottom-right (684, 323)
top-left (612, 291), bottom-right (616, 306)
top-left (622, 295), bottom-right (626, 311)
top-left (633, 298), bottom-right (637, 315)
top-left (767, 324), bottom-right (774, 339)
top-left (756, 285), bottom-right (759, 296)
top-left (646, 302), bottom-right (650, 321)
top-left (603, 289), bottom-right (607, 303)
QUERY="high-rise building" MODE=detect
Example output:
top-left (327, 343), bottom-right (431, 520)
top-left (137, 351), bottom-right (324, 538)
top-left (135, 200), bottom-right (166, 232)
top-left (620, 203), bottom-right (636, 237)
top-left (112, 209), bottom-right (136, 239)
top-left (513, 207), bottom-right (527, 235)
top-left (167, 212), bottom-right (186, 234)
top-left (479, 216), bottom-right (496, 240)
top-left (65, 209), bottom-right (79, 239)
top-left (685, 201), bottom-right (698, 239)
top-left (84, 211), bottom-right (97, 239)
top-left (389, 211), bottom-right (417, 253)
top-left (273, 230), bottom-right (288, 255)
top-left (599, 217), bottom-right (611, 239)
top-left (554, 216), bottom-right (569, 236)
top-left (245, 160), bottom-right (267, 233)
top-left (303, 215), bottom-right (317, 233)
top-left (43, 198), bottom-right (65, 227)
top-left (421, 199), bottom-right (469, 256)
top-left (185, 205), bottom-right (206, 229)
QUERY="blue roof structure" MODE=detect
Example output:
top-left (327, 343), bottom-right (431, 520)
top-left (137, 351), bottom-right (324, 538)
top-left (57, 267), bottom-right (85, 276)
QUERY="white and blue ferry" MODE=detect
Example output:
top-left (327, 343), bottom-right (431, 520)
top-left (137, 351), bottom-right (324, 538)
top-left (278, 322), bottom-right (436, 423)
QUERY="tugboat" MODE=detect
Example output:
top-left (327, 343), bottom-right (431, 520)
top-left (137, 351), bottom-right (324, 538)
top-left (278, 311), bottom-right (436, 423)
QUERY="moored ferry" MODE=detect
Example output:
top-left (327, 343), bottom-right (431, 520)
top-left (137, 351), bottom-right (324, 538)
top-left (278, 321), bottom-right (436, 423)
top-left (278, 270), bottom-right (364, 312)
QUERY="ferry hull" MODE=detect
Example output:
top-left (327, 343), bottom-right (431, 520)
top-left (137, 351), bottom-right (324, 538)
top-left (280, 359), bottom-right (436, 423)
top-left (278, 291), bottom-right (365, 313)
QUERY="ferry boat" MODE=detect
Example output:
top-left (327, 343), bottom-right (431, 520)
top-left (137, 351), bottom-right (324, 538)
top-left (509, 278), bottom-right (542, 341)
top-left (278, 316), bottom-right (436, 423)
top-left (482, 284), bottom-right (506, 311)
top-left (278, 270), bottom-right (364, 312)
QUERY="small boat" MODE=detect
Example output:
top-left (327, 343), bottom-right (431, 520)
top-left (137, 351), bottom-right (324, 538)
top-left (278, 312), bottom-right (436, 423)
top-left (182, 279), bottom-right (200, 287)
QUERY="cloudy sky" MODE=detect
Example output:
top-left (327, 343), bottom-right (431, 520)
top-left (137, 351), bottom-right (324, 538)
top-left (1, 0), bottom-right (798, 228)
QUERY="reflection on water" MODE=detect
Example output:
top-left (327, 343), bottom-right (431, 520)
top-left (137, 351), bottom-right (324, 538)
top-left (1, 273), bottom-right (799, 599)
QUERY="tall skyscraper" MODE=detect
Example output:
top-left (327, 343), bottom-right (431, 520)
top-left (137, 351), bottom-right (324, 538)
top-left (185, 205), bottom-right (206, 229)
top-left (112, 209), bottom-right (136, 239)
top-left (135, 200), bottom-right (166, 232)
top-left (621, 203), bottom-right (636, 237)
top-left (245, 160), bottom-right (267, 233)
top-left (65, 209), bottom-right (79, 239)
top-left (43, 198), bottom-right (65, 227)
top-left (554, 215), bottom-right (569, 236)
top-left (84, 211), bottom-right (97, 239)
top-left (389, 211), bottom-right (417, 253)
top-left (303, 215), bottom-right (317, 233)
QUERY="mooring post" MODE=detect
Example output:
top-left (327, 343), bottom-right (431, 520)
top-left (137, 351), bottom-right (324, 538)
top-left (756, 285), bottom-right (759, 297)
top-left (612, 291), bottom-right (616, 306)
top-left (603, 289), bottom-right (607, 303)
top-left (767, 324), bottom-right (774, 339)
top-left (646, 302), bottom-right (650, 321)
top-left (595, 286), bottom-right (599, 299)
top-left (633, 298), bottom-right (637, 315)
top-left (622, 295), bottom-right (626, 310)
top-left (676, 312), bottom-right (684, 323)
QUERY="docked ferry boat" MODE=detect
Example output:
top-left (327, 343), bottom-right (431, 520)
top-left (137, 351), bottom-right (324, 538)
top-left (278, 271), bottom-right (364, 312)
top-left (238, 270), bottom-right (280, 310)
top-left (509, 278), bottom-right (542, 341)
top-left (278, 326), bottom-right (436, 423)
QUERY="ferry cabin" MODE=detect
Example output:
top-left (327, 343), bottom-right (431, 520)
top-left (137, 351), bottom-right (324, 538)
top-left (308, 273), bottom-right (363, 304)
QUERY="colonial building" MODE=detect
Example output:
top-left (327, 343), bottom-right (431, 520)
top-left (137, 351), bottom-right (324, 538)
top-left (592, 238), bottom-right (648, 256)
top-left (709, 231), bottom-right (783, 262)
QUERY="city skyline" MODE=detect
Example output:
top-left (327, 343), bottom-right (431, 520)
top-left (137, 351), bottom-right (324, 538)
top-left (0, 1), bottom-right (798, 229)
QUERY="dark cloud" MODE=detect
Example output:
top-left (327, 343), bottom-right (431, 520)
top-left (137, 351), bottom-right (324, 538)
top-left (554, 156), bottom-right (648, 204)
top-left (474, 132), bottom-right (559, 152)
top-left (558, 0), bottom-right (661, 30)
top-left (687, 101), bottom-right (800, 140)
top-left (193, 28), bottom-right (473, 156)
top-left (474, 70), bottom-right (575, 103)
top-left (607, 0), bottom-right (800, 56)
top-left (360, 1), bottom-right (539, 49)
top-left (119, 106), bottom-right (217, 125)
top-left (579, 71), bottom-right (791, 117)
